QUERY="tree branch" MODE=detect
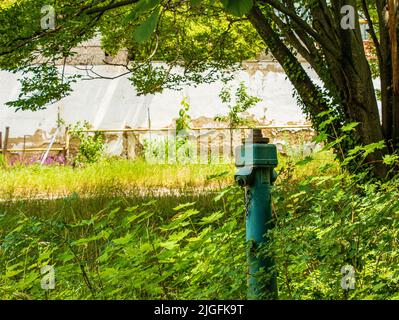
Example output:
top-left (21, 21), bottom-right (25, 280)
top-left (361, 0), bottom-right (383, 68)
top-left (85, 0), bottom-right (141, 15)
top-left (247, 5), bottom-right (329, 125)
top-left (258, 0), bottom-right (341, 58)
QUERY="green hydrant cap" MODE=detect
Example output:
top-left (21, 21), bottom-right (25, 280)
top-left (235, 129), bottom-right (278, 167)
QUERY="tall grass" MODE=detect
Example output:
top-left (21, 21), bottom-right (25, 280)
top-left (0, 159), bottom-right (235, 199)
top-left (0, 150), bottom-right (338, 199)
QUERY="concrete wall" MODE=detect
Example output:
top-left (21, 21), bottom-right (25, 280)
top-left (0, 37), bottom-right (380, 155)
top-left (0, 61), bottom-right (313, 139)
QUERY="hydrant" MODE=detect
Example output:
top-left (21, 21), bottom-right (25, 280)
top-left (235, 129), bottom-right (278, 299)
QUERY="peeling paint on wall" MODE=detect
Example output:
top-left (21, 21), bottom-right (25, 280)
top-left (0, 37), bottom-right (319, 154)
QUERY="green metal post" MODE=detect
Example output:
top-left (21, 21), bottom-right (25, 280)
top-left (234, 129), bottom-right (278, 299)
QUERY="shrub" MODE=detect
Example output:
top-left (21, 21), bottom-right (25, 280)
top-left (70, 121), bottom-right (105, 165)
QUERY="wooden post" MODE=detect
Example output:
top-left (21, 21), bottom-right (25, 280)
top-left (130, 132), bottom-right (137, 160)
top-left (240, 128), bottom-right (245, 143)
top-left (22, 135), bottom-right (26, 163)
top-left (230, 128), bottom-right (234, 158)
top-left (2, 127), bottom-right (10, 163)
top-left (165, 132), bottom-right (169, 164)
top-left (196, 131), bottom-right (201, 164)
top-left (63, 127), bottom-right (70, 160)
top-left (219, 134), bottom-right (224, 163)
top-left (208, 135), bottom-right (212, 164)
top-left (123, 131), bottom-right (129, 159)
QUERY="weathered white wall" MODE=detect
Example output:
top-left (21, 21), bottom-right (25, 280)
top-left (1, 34), bottom-right (382, 142)
top-left (0, 61), bottom-right (316, 140)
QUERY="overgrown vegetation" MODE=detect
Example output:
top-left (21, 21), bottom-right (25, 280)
top-left (215, 82), bottom-right (260, 129)
top-left (2, 1), bottom-right (399, 179)
top-left (269, 160), bottom-right (399, 299)
top-left (69, 121), bottom-right (105, 166)
top-left (0, 183), bottom-right (246, 299)
top-left (0, 134), bottom-right (398, 300)
top-left (2, 0), bottom-right (399, 301)
top-left (215, 82), bottom-right (260, 156)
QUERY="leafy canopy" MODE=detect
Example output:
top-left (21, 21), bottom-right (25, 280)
top-left (0, 0), bottom-right (262, 111)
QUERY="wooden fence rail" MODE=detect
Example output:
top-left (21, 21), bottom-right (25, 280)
top-left (0, 125), bottom-right (313, 160)
top-left (81, 125), bottom-right (312, 133)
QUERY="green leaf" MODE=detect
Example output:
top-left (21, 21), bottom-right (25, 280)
top-left (363, 140), bottom-right (386, 157)
top-left (296, 156), bottom-right (314, 166)
top-left (159, 240), bottom-right (178, 250)
top-left (126, 210), bottom-right (155, 224)
top-left (321, 136), bottom-right (346, 151)
top-left (136, 0), bottom-right (161, 12)
top-left (214, 188), bottom-right (230, 202)
top-left (170, 229), bottom-right (192, 240)
top-left (313, 132), bottom-right (328, 143)
top-left (316, 110), bottom-right (333, 118)
top-left (71, 233), bottom-right (103, 246)
top-left (173, 202), bottom-right (196, 211)
top-left (113, 233), bottom-right (134, 245)
top-left (134, 10), bottom-right (160, 43)
top-left (199, 211), bottom-right (224, 225)
top-left (341, 122), bottom-right (360, 132)
top-left (124, 0), bottom-right (161, 22)
top-left (220, 0), bottom-right (253, 17)
top-left (57, 252), bottom-right (75, 262)
top-left (382, 154), bottom-right (399, 165)
top-left (319, 117), bottom-right (335, 130)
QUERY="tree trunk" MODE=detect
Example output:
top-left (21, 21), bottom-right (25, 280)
top-left (375, 0), bottom-right (399, 149)
top-left (248, 4), bottom-right (389, 178)
top-left (334, 6), bottom-right (388, 177)
top-left (378, 0), bottom-right (395, 147)
top-left (247, 6), bottom-right (330, 126)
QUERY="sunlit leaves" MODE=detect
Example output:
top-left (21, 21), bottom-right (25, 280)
top-left (382, 154), bottom-right (399, 165)
top-left (5, 64), bottom-right (79, 111)
top-left (272, 161), bottom-right (399, 299)
top-left (341, 122), bottom-right (360, 132)
top-left (295, 156), bottom-right (313, 166)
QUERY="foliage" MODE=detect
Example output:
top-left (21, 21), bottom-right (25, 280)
top-left (176, 97), bottom-right (191, 135)
top-left (268, 159), bottom-right (399, 300)
top-left (312, 110), bottom-right (399, 176)
top-left (69, 121), bottom-right (105, 166)
top-left (0, 185), bottom-right (246, 299)
top-left (143, 136), bottom-right (197, 165)
top-left (1, 134), bottom-right (399, 299)
top-left (5, 64), bottom-right (79, 111)
top-left (0, 154), bottom-right (7, 169)
top-left (0, 0), bottom-right (263, 99)
top-left (215, 82), bottom-right (260, 128)
top-left (2, 0), bottom-right (399, 178)
top-left (1, 0), bottom-right (399, 177)
top-left (220, 0), bottom-right (253, 17)
top-left (215, 82), bottom-right (260, 156)
top-left (2, 0), bottom-right (398, 300)
top-left (1, 146), bottom-right (399, 300)
top-left (252, 120), bottom-right (399, 300)
top-left (175, 97), bottom-right (192, 152)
